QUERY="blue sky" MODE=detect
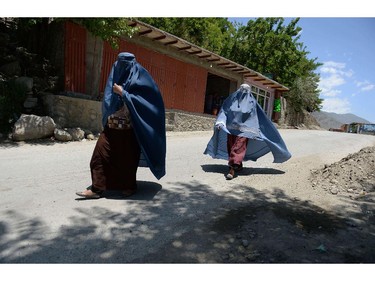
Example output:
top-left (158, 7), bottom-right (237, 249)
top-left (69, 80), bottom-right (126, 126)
top-left (229, 17), bottom-right (375, 123)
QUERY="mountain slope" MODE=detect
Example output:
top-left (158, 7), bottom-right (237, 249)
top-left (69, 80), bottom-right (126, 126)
top-left (311, 111), bottom-right (370, 130)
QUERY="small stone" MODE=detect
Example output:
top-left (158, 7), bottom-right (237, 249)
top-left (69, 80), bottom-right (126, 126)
top-left (330, 187), bottom-right (339, 195)
top-left (54, 128), bottom-right (72, 142)
top-left (359, 191), bottom-right (366, 196)
top-left (86, 133), bottom-right (95, 140)
top-left (67, 127), bottom-right (85, 141)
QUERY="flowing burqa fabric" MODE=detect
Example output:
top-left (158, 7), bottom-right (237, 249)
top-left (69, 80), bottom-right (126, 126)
top-left (102, 52), bottom-right (166, 179)
top-left (204, 84), bottom-right (291, 164)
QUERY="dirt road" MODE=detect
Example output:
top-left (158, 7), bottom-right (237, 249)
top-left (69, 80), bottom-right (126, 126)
top-left (0, 129), bottom-right (374, 263)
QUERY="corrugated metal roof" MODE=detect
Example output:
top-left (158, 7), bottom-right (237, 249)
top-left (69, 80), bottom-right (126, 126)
top-left (128, 19), bottom-right (289, 92)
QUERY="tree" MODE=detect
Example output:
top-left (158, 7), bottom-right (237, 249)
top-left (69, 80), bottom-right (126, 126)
top-left (286, 74), bottom-right (323, 113)
top-left (72, 18), bottom-right (138, 48)
top-left (138, 18), bottom-right (236, 54)
top-left (227, 18), bottom-right (321, 85)
top-left (225, 18), bottom-right (323, 114)
top-left (19, 18), bottom-right (139, 48)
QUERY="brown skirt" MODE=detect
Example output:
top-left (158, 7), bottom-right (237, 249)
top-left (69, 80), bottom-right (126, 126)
top-left (90, 126), bottom-right (141, 192)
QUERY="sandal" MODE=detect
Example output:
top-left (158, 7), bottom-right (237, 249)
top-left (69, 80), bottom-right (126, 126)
top-left (76, 186), bottom-right (103, 199)
top-left (226, 167), bottom-right (235, 180)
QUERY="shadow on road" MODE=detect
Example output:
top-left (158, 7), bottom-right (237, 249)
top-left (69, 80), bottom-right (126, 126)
top-left (201, 164), bottom-right (285, 176)
top-left (75, 181), bottom-right (162, 201)
top-left (0, 180), bottom-right (374, 263)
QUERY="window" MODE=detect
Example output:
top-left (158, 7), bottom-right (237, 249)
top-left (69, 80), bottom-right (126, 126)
top-left (251, 85), bottom-right (271, 113)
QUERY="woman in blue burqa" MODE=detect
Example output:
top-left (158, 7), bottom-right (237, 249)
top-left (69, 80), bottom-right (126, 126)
top-left (204, 83), bottom-right (291, 180)
top-left (76, 52), bottom-right (166, 199)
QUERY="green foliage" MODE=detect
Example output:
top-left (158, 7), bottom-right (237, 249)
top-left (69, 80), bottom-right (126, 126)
top-left (72, 18), bottom-right (139, 49)
top-left (11, 18), bottom-right (139, 49)
top-left (227, 18), bottom-right (322, 86)
top-left (286, 74), bottom-right (323, 112)
top-left (224, 18), bottom-right (323, 113)
top-left (10, 18), bottom-right (45, 31)
top-left (139, 17), bottom-right (236, 54)
top-left (0, 79), bottom-right (28, 133)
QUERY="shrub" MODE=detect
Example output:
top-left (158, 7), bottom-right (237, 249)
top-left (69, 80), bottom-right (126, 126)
top-left (0, 79), bottom-right (27, 133)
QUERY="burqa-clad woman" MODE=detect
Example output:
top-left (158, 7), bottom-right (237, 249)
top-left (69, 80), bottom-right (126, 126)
top-left (76, 52), bottom-right (166, 199)
top-left (204, 83), bottom-right (291, 179)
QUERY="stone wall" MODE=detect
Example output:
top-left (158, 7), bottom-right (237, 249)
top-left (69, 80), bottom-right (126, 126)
top-left (167, 110), bottom-right (216, 132)
top-left (41, 93), bottom-right (102, 133)
top-left (41, 93), bottom-right (216, 133)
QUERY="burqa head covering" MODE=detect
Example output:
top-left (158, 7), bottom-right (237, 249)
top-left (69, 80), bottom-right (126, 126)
top-left (204, 83), bottom-right (291, 163)
top-left (102, 52), bottom-right (166, 179)
top-left (113, 52), bottom-right (135, 85)
top-left (217, 83), bottom-right (261, 139)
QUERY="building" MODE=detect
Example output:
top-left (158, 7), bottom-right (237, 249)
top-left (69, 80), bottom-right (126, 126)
top-left (44, 20), bottom-right (289, 133)
top-left (340, 123), bottom-right (375, 135)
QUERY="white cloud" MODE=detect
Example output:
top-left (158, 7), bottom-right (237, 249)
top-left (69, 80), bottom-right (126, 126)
top-left (322, 98), bottom-right (351, 114)
top-left (319, 74), bottom-right (345, 94)
top-left (321, 61), bottom-right (346, 70)
top-left (356, 80), bottom-right (375, 92)
top-left (320, 61), bottom-right (353, 77)
top-left (323, 89), bottom-right (341, 97)
top-left (362, 84), bottom-right (375, 91)
top-left (320, 62), bottom-right (344, 74)
top-left (316, 61), bottom-right (374, 115)
top-left (318, 61), bottom-right (354, 98)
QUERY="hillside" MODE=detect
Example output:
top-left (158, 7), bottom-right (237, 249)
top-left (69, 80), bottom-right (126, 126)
top-left (311, 111), bottom-right (370, 130)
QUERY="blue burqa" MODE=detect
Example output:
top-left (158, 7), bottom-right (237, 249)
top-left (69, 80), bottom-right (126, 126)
top-left (102, 52), bottom-right (166, 179)
top-left (204, 84), bottom-right (291, 163)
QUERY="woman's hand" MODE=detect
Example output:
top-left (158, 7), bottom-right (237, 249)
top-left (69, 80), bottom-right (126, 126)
top-left (113, 83), bottom-right (123, 96)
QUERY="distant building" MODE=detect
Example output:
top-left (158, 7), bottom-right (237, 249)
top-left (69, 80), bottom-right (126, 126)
top-left (339, 123), bottom-right (375, 135)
